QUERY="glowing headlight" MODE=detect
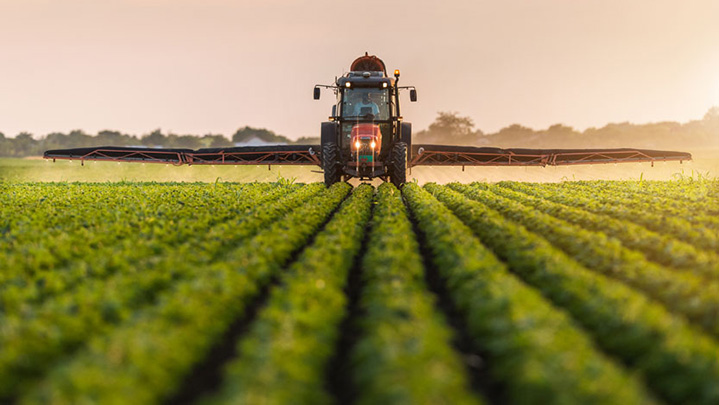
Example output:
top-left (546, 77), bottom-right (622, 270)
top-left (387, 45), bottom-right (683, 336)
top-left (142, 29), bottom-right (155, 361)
top-left (345, 82), bottom-right (351, 88)
top-left (355, 141), bottom-right (361, 149)
top-left (382, 82), bottom-right (388, 88)
top-left (370, 141), bottom-right (376, 148)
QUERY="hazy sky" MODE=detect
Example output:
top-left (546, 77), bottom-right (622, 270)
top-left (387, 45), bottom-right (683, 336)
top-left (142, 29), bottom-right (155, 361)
top-left (1, 0), bottom-right (718, 140)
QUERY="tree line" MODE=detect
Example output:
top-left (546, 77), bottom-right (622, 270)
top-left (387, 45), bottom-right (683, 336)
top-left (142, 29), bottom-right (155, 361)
top-left (1, 107), bottom-right (717, 157)
top-left (414, 107), bottom-right (719, 150)
top-left (0, 127), bottom-right (320, 158)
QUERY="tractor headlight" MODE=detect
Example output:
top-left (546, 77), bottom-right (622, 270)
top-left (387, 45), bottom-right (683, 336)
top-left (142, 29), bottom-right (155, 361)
top-left (355, 140), bottom-right (361, 149)
top-left (345, 82), bottom-right (351, 88)
top-left (370, 141), bottom-right (376, 148)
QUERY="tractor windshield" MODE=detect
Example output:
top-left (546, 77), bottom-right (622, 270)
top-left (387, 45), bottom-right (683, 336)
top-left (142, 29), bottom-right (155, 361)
top-left (341, 88), bottom-right (390, 120)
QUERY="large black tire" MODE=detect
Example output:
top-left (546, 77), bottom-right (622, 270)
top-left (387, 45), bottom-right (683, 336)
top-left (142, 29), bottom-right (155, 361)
top-left (322, 142), bottom-right (341, 187)
top-left (389, 142), bottom-right (407, 188)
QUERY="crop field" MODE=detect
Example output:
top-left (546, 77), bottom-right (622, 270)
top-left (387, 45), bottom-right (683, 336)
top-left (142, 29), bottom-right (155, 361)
top-left (1, 179), bottom-right (719, 404)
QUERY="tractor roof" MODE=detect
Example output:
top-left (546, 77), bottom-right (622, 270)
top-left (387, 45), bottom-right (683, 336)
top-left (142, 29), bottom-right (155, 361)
top-left (336, 71), bottom-right (394, 88)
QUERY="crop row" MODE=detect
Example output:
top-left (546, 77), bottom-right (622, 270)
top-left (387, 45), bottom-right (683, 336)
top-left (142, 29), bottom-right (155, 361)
top-left (203, 184), bottom-right (373, 404)
top-left (20, 182), bottom-right (352, 404)
top-left (0, 183), bottom-right (274, 276)
top-left (0, 183), bottom-right (293, 312)
top-left (2, 179), bottom-right (717, 404)
top-left (0, 183), bottom-right (274, 253)
top-left (423, 183), bottom-right (719, 404)
top-left (541, 181), bottom-right (719, 229)
top-left (402, 183), bottom-right (653, 404)
top-left (488, 182), bottom-right (719, 281)
top-left (1, 182), bottom-right (326, 400)
top-left (502, 181), bottom-right (719, 252)
top-left (451, 183), bottom-right (719, 337)
top-left (1, 184), bottom-right (174, 271)
top-left (352, 183), bottom-right (478, 405)
top-left (562, 179), bottom-right (719, 212)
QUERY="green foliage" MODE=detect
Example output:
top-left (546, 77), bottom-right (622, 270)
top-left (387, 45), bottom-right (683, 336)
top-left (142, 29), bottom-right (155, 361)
top-left (274, 172), bottom-right (297, 186)
top-left (451, 182), bottom-right (719, 337)
top-left (24, 183), bottom-right (351, 404)
top-left (0, 182), bottom-right (323, 400)
top-left (353, 183), bottom-right (479, 405)
top-left (492, 181), bottom-right (719, 282)
top-left (0, 183), bottom-right (290, 312)
top-left (424, 183), bottom-right (719, 404)
top-left (205, 184), bottom-right (371, 404)
top-left (404, 183), bottom-right (654, 405)
top-left (515, 181), bottom-right (719, 252)
top-left (1, 180), bottom-right (718, 404)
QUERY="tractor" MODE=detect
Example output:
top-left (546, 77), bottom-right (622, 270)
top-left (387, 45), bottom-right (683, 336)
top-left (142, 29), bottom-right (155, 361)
top-left (313, 53), bottom-right (417, 187)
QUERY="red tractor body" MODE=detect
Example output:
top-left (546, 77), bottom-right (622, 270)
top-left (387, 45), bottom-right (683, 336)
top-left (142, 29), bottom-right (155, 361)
top-left (351, 123), bottom-right (382, 164)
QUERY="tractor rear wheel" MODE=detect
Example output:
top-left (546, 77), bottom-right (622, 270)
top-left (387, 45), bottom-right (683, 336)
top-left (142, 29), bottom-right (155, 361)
top-left (322, 142), bottom-right (341, 187)
top-left (389, 142), bottom-right (407, 188)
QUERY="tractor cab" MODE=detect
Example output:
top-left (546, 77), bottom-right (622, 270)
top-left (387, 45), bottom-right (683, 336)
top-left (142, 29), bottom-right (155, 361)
top-left (337, 81), bottom-right (394, 171)
top-left (313, 53), bottom-right (417, 186)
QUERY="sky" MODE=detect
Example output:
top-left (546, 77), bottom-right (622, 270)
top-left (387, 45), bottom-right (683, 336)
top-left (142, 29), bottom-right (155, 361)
top-left (0, 0), bottom-right (718, 140)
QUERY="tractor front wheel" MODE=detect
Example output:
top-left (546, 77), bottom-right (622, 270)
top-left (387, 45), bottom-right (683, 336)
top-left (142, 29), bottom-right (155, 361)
top-left (389, 142), bottom-right (407, 188)
top-left (322, 142), bottom-right (341, 187)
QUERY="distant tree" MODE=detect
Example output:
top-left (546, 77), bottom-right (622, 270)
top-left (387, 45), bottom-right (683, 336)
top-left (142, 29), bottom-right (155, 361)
top-left (67, 130), bottom-right (93, 148)
top-left (96, 130), bottom-right (137, 146)
top-left (496, 124), bottom-right (534, 137)
top-left (40, 132), bottom-right (68, 152)
top-left (201, 134), bottom-right (233, 148)
top-left (584, 122), bottom-right (636, 148)
top-left (545, 124), bottom-right (576, 135)
top-left (696, 107), bottom-right (719, 147)
top-left (428, 111), bottom-right (476, 137)
top-left (142, 129), bottom-right (167, 147)
top-left (540, 124), bottom-right (581, 148)
top-left (12, 132), bottom-right (38, 156)
top-left (704, 106), bottom-right (719, 121)
top-left (232, 126), bottom-right (290, 144)
top-left (172, 134), bottom-right (203, 149)
top-left (485, 124), bottom-right (537, 147)
top-left (415, 112), bottom-right (483, 145)
top-left (0, 132), bottom-right (9, 157)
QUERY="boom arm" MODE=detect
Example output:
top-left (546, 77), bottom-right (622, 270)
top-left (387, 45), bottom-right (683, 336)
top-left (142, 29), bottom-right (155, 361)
top-left (44, 144), bottom-right (690, 169)
top-left (409, 145), bottom-right (691, 168)
top-left (44, 145), bottom-right (322, 166)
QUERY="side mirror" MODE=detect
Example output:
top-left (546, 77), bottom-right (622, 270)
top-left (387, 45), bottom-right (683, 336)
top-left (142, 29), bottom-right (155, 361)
top-left (410, 89), bottom-right (417, 102)
top-left (313, 87), bottom-right (321, 100)
top-left (331, 105), bottom-right (337, 116)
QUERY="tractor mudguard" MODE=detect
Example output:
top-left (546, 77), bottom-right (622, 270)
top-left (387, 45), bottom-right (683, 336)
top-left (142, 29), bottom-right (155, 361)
top-left (321, 122), bottom-right (338, 146)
